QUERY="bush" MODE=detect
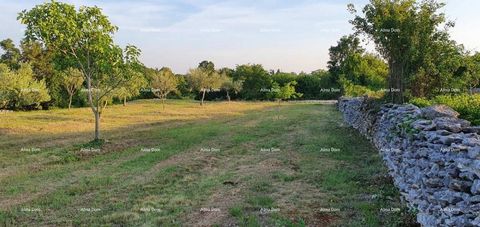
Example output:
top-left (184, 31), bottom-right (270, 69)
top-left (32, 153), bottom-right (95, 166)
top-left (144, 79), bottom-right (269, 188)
top-left (409, 94), bottom-right (480, 125)
top-left (0, 63), bottom-right (51, 109)
top-left (409, 97), bottom-right (432, 108)
top-left (433, 94), bottom-right (480, 125)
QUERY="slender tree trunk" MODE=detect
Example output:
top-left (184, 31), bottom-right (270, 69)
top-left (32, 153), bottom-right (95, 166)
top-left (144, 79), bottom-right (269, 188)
top-left (226, 90), bottom-right (231, 102)
top-left (388, 60), bottom-right (403, 104)
top-left (68, 94), bottom-right (73, 109)
top-left (201, 89), bottom-right (206, 106)
top-left (123, 97), bottom-right (126, 106)
top-left (86, 75), bottom-right (101, 141)
top-left (94, 109), bottom-right (100, 141)
top-left (162, 97), bottom-right (165, 110)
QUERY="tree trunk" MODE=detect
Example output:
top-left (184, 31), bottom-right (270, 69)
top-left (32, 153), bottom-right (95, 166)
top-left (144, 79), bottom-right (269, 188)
top-left (388, 60), bottom-right (403, 104)
top-left (94, 109), bottom-right (100, 141)
top-left (123, 97), bottom-right (126, 106)
top-left (68, 94), bottom-right (73, 109)
top-left (86, 75), bottom-right (101, 141)
top-left (226, 90), bottom-right (231, 102)
top-left (201, 89), bottom-right (206, 106)
top-left (162, 98), bottom-right (165, 110)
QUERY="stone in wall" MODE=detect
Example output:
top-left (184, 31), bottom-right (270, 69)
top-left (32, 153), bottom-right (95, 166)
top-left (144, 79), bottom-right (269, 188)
top-left (338, 97), bottom-right (480, 227)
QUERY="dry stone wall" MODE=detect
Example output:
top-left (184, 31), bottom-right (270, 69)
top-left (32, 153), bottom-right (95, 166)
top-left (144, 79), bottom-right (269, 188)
top-left (338, 97), bottom-right (480, 226)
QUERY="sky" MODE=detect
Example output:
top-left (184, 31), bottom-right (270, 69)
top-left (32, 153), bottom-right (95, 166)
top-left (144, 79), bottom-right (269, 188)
top-left (0, 0), bottom-right (479, 74)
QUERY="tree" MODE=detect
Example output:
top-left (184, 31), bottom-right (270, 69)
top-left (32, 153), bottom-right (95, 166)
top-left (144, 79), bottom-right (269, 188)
top-left (328, 35), bottom-right (364, 84)
top-left (268, 81), bottom-right (302, 101)
top-left (233, 64), bottom-right (273, 100)
top-left (20, 40), bottom-right (59, 108)
top-left (114, 69), bottom-right (146, 106)
top-left (61, 67), bottom-right (84, 109)
top-left (198, 60), bottom-right (215, 73)
top-left (151, 67), bottom-right (178, 109)
top-left (0, 63), bottom-right (50, 109)
top-left (327, 35), bottom-right (388, 97)
top-left (19, 1), bottom-right (141, 140)
top-left (187, 68), bottom-right (222, 105)
top-left (349, 0), bottom-right (453, 103)
top-left (221, 76), bottom-right (243, 101)
top-left (0, 39), bottom-right (21, 70)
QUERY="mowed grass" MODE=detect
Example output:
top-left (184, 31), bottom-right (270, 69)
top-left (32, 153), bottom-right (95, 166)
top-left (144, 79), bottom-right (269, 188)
top-left (0, 99), bottom-right (416, 226)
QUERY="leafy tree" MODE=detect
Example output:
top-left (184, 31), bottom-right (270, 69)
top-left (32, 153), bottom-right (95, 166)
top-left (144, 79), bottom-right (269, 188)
top-left (0, 39), bottom-right (21, 70)
top-left (0, 63), bottom-right (50, 109)
top-left (296, 70), bottom-right (340, 100)
top-left (19, 1), bottom-right (141, 140)
top-left (271, 71), bottom-right (297, 86)
top-left (233, 64), bottom-right (273, 100)
top-left (198, 60), bottom-right (215, 73)
top-left (268, 81), bottom-right (302, 101)
top-left (151, 67), bottom-right (178, 109)
top-left (20, 40), bottom-right (59, 107)
top-left (327, 35), bottom-right (388, 96)
top-left (114, 69), bottom-right (146, 106)
top-left (328, 35), bottom-right (364, 84)
top-left (60, 67), bottom-right (84, 109)
top-left (349, 0), bottom-right (454, 103)
top-left (221, 76), bottom-right (243, 101)
top-left (187, 68), bottom-right (222, 105)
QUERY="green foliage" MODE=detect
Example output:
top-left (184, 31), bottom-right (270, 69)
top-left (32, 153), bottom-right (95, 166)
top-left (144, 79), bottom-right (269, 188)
top-left (0, 63), bottom-right (51, 109)
top-left (233, 64), bottom-right (273, 100)
top-left (0, 39), bottom-right (21, 70)
top-left (114, 69), bottom-right (146, 105)
top-left (187, 66), bottom-right (223, 105)
top-left (409, 97), bottom-right (432, 108)
top-left (435, 95), bottom-right (480, 125)
top-left (221, 76), bottom-right (243, 101)
top-left (349, 0), bottom-right (455, 103)
top-left (268, 81), bottom-right (302, 101)
top-left (19, 1), bottom-right (142, 139)
top-left (409, 94), bottom-right (480, 125)
top-left (295, 70), bottom-right (340, 100)
top-left (150, 67), bottom-right (178, 101)
top-left (60, 67), bottom-right (84, 109)
top-left (328, 35), bottom-right (388, 98)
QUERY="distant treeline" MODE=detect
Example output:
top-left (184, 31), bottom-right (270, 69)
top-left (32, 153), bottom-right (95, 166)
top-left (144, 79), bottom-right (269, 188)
top-left (2, 0), bottom-right (480, 111)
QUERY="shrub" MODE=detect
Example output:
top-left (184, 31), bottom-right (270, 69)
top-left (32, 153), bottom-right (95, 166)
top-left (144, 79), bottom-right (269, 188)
top-left (0, 63), bottom-right (51, 109)
top-left (433, 94), bottom-right (480, 125)
top-left (409, 94), bottom-right (480, 125)
top-left (409, 97), bottom-right (432, 107)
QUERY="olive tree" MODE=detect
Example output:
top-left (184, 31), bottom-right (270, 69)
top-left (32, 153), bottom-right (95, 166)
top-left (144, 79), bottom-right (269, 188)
top-left (187, 68), bottom-right (222, 106)
top-left (19, 1), bottom-right (141, 140)
top-left (221, 76), bottom-right (243, 101)
top-left (61, 67), bottom-right (84, 109)
top-left (151, 67), bottom-right (178, 109)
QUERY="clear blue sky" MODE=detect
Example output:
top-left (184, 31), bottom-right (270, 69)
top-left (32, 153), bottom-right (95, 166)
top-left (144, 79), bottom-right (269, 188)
top-left (0, 0), bottom-right (478, 74)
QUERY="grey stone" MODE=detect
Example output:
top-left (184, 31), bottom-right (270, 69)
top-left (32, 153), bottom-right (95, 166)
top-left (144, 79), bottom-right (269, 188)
top-left (467, 147), bottom-right (480, 159)
top-left (469, 195), bottom-right (480, 203)
top-left (439, 135), bottom-right (464, 146)
top-left (417, 213), bottom-right (439, 226)
top-left (471, 180), bottom-right (480, 194)
top-left (449, 180), bottom-right (472, 192)
top-left (463, 126), bottom-right (480, 134)
top-left (421, 105), bottom-right (460, 119)
top-left (434, 117), bottom-right (471, 132)
top-left (464, 138), bottom-right (480, 146)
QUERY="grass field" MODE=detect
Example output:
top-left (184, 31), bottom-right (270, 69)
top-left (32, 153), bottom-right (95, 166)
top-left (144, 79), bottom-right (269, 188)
top-left (0, 100), bottom-right (416, 226)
